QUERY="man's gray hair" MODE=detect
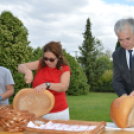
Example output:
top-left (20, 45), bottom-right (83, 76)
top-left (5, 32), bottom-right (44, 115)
top-left (114, 18), bottom-right (134, 36)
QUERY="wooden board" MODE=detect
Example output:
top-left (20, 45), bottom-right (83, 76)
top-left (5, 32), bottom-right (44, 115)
top-left (0, 127), bottom-right (134, 134)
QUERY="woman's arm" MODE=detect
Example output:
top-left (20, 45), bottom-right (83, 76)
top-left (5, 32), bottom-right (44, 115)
top-left (49, 71), bottom-right (70, 92)
top-left (34, 71), bottom-right (70, 93)
top-left (18, 60), bottom-right (39, 84)
top-left (18, 60), bottom-right (39, 73)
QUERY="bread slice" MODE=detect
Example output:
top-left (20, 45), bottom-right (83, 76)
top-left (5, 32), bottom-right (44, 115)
top-left (13, 88), bottom-right (55, 117)
top-left (110, 96), bottom-right (134, 128)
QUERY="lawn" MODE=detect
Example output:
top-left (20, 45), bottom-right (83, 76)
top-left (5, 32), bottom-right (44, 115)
top-left (67, 92), bottom-right (118, 122)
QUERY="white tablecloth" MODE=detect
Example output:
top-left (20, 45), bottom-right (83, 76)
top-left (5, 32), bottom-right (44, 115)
top-left (106, 122), bottom-right (134, 131)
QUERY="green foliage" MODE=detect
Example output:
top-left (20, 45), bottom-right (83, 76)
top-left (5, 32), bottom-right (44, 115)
top-left (77, 18), bottom-right (114, 93)
top-left (98, 70), bottom-right (113, 84)
top-left (115, 40), bottom-right (120, 50)
top-left (93, 70), bottom-right (114, 92)
top-left (94, 56), bottom-right (113, 80)
top-left (77, 18), bottom-right (103, 87)
top-left (94, 82), bottom-right (114, 92)
top-left (32, 46), bottom-right (43, 61)
top-left (30, 46), bottom-right (44, 78)
top-left (96, 56), bottom-right (113, 69)
top-left (0, 11), bottom-right (31, 102)
top-left (63, 50), bottom-right (90, 95)
top-left (99, 49), bottom-right (112, 58)
top-left (0, 11), bottom-right (31, 70)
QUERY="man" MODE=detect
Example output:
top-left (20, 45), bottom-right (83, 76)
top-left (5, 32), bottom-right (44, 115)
top-left (0, 66), bottom-right (14, 105)
top-left (112, 18), bottom-right (134, 97)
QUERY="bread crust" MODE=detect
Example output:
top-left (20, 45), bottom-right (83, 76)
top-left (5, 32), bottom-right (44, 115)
top-left (110, 96), bottom-right (134, 128)
top-left (13, 88), bottom-right (55, 117)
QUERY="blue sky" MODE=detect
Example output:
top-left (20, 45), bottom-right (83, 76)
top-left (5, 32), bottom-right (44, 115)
top-left (103, 0), bottom-right (134, 5)
top-left (0, 0), bottom-right (134, 57)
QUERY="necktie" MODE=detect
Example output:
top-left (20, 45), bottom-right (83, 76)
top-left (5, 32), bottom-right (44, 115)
top-left (128, 50), bottom-right (133, 70)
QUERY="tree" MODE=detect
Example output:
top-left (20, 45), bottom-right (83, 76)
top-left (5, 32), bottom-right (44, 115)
top-left (98, 70), bottom-right (113, 84)
top-left (0, 11), bottom-right (32, 102)
top-left (32, 47), bottom-right (43, 60)
top-left (103, 49), bottom-right (112, 58)
top-left (115, 40), bottom-right (120, 50)
top-left (0, 11), bottom-right (31, 73)
top-left (77, 18), bottom-right (103, 86)
top-left (94, 56), bottom-right (113, 80)
top-left (96, 69), bottom-right (114, 92)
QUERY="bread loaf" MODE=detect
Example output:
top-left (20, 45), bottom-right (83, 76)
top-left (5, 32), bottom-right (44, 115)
top-left (110, 96), bottom-right (134, 128)
top-left (13, 88), bottom-right (55, 117)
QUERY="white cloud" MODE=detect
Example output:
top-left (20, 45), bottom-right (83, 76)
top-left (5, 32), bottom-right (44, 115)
top-left (0, 0), bottom-right (134, 57)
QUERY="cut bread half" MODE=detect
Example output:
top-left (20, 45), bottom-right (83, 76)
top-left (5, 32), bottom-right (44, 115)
top-left (13, 88), bottom-right (55, 117)
top-left (110, 96), bottom-right (134, 128)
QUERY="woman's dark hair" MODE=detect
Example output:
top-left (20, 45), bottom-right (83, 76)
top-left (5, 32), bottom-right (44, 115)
top-left (38, 41), bottom-right (69, 71)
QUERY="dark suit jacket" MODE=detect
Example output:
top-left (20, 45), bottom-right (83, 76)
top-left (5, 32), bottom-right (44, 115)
top-left (112, 46), bottom-right (134, 97)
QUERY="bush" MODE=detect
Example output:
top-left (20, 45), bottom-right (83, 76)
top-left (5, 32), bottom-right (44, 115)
top-left (95, 82), bottom-right (114, 92)
top-left (63, 50), bottom-right (90, 95)
top-left (91, 70), bottom-right (114, 92)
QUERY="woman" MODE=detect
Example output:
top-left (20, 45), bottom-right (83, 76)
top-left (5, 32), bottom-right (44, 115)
top-left (18, 41), bottom-right (71, 120)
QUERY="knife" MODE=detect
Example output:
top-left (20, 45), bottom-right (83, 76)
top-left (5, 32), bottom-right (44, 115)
top-left (28, 83), bottom-right (31, 88)
top-left (27, 83), bottom-right (31, 99)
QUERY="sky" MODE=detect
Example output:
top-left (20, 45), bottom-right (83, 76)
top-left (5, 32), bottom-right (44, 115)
top-left (0, 0), bottom-right (134, 57)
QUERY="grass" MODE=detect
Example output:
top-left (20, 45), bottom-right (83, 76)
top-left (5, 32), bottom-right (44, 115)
top-left (67, 92), bottom-right (117, 122)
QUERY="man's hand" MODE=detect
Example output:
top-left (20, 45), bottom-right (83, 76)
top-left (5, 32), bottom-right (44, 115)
top-left (121, 93), bottom-right (127, 96)
top-left (130, 91), bottom-right (134, 96)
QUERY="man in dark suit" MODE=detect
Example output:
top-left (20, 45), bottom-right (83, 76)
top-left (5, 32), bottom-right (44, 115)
top-left (112, 18), bottom-right (134, 97)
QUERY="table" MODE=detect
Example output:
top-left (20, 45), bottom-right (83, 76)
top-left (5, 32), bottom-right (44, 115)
top-left (103, 130), bottom-right (134, 134)
top-left (101, 122), bottom-right (134, 134)
top-left (0, 128), bottom-right (134, 134)
top-left (102, 129), bottom-right (134, 134)
top-left (0, 125), bottom-right (134, 134)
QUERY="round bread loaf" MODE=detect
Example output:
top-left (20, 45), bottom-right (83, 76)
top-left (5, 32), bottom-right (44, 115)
top-left (13, 88), bottom-right (55, 117)
top-left (110, 96), bottom-right (134, 128)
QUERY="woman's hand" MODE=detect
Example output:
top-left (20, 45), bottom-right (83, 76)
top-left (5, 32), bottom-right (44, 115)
top-left (18, 61), bottom-right (39, 84)
top-left (34, 83), bottom-right (47, 93)
top-left (24, 70), bottom-right (33, 84)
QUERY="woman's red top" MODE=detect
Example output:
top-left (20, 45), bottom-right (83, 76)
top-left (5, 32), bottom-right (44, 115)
top-left (32, 65), bottom-right (70, 113)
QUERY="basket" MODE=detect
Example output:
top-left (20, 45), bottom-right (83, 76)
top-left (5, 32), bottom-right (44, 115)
top-left (0, 105), bottom-right (35, 133)
top-left (25, 117), bottom-right (106, 134)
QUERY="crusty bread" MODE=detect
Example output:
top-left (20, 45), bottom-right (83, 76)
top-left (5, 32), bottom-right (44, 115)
top-left (13, 88), bottom-right (55, 117)
top-left (110, 96), bottom-right (134, 128)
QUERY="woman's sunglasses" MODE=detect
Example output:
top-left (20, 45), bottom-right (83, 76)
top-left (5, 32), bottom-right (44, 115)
top-left (44, 57), bottom-right (57, 62)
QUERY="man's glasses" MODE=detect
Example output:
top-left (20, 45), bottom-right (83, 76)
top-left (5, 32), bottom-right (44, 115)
top-left (44, 57), bottom-right (57, 62)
